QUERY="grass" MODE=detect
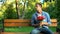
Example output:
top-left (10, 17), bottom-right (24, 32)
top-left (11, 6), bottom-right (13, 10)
top-left (0, 23), bottom-right (56, 32)
top-left (4, 26), bottom-right (56, 32)
top-left (4, 26), bottom-right (34, 32)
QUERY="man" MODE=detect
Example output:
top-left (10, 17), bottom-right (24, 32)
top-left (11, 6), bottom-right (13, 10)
top-left (30, 3), bottom-right (53, 34)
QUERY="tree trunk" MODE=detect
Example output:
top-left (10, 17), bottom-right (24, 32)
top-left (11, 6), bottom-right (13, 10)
top-left (21, 0), bottom-right (26, 19)
top-left (15, 0), bottom-right (20, 19)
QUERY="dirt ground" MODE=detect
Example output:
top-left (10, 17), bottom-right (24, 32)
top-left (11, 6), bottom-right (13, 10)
top-left (0, 32), bottom-right (59, 34)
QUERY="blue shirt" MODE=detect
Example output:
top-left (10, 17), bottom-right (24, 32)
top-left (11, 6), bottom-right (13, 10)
top-left (31, 11), bottom-right (51, 26)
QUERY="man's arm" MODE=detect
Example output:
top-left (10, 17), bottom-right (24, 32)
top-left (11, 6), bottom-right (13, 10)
top-left (46, 13), bottom-right (51, 25)
top-left (40, 13), bottom-right (51, 26)
top-left (31, 14), bottom-right (40, 27)
top-left (31, 15), bottom-right (35, 26)
top-left (40, 22), bottom-right (49, 26)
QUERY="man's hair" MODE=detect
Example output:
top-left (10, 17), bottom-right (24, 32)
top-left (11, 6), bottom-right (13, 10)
top-left (35, 3), bottom-right (42, 7)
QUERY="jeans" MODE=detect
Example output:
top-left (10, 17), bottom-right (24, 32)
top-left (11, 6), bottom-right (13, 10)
top-left (30, 27), bottom-right (53, 34)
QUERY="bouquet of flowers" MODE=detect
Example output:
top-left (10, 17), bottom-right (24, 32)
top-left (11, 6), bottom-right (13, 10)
top-left (37, 16), bottom-right (46, 26)
top-left (37, 16), bottom-right (45, 21)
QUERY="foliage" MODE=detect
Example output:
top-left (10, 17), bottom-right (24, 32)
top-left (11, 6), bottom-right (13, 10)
top-left (43, 1), bottom-right (57, 19)
top-left (56, 0), bottom-right (60, 29)
top-left (0, 0), bottom-right (58, 19)
top-left (56, 0), bottom-right (60, 22)
top-left (4, 2), bottom-right (18, 19)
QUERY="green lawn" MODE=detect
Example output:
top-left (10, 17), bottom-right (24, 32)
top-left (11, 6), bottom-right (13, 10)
top-left (0, 23), bottom-right (56, 32)
top-left (4, 26), bottom-right (56, 32)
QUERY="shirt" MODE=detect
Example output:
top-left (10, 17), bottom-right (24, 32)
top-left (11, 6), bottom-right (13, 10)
top-left (31, 11), bottom-right (51, 26)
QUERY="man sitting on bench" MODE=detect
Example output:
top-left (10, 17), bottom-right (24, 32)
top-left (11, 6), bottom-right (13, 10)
top-left (30, 3), bottom-right (53, 34)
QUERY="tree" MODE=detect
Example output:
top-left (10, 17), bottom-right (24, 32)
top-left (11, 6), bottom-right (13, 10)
top-left (21, 0), bottom-right (26, 19)
top-left (0, 0), bottom-right (57, 19)
top-left (15, 0), bottom-right (21, 19)
top-left (56, 0), bottom-right (60, 22)
top-left (4, 3), bottom-right (17, 19)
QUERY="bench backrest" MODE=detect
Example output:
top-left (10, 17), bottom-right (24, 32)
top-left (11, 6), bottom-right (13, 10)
top-left (4, 19), bottom-right (57, 27)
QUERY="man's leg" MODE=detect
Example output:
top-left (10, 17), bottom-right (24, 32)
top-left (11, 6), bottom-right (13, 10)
top-left (40, 27), bottom-right (53, 34)
top-left (30, 28), bottom-right (40, 34)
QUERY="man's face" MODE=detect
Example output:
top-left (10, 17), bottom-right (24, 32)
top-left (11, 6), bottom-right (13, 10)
top-left (36, 4), bottom-right (42, 13)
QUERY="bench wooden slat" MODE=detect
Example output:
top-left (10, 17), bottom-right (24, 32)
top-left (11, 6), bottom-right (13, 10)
top-left (50, 19), bottom-right (57, 26)
top-left (4, 19), bottom-right (57, 23)
top-left (50, 19), bottom-right (57, 23)
top-left (4, 19), bottom-right (31, 23)
top-left (4, 19), bottom-right (57, 27)
top-left (4, 22), bottom-right (30, 26)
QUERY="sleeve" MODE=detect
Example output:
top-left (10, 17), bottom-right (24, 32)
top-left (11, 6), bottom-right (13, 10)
top-left (46, 13), bottom-right (51, 24)
top-left (31, 14), bottom-right (35, 26)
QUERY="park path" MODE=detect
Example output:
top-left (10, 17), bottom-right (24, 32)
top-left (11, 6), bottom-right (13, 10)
top-left (1, 32), bottom-right (59, 34)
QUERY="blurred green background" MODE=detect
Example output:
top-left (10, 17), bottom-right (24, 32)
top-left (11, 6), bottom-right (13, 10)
top-left (0, 0), bottom-right (60, 32)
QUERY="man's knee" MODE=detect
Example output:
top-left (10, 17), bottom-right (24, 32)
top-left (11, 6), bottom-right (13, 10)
top-left (41, 28), bottom-right (53, 34)
top-left (45, 28), bottom-right (53, 34)
top-left (31, 29), bottom-right (40, 34)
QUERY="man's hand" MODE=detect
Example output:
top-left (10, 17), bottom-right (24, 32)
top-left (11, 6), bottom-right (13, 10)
top-left (33, 24), bottom-right (40, 28)
top-left (40, 22), bottom-right (49, 26)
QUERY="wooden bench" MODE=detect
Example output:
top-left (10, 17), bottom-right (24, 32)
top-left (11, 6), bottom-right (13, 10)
top-left (4, 19), bottom-right (57, 27)
top-left (3, 19), bottom-right (58, 34)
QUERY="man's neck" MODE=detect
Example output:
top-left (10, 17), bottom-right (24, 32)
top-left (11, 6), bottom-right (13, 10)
top-left (38, 11), bottom-right (42, 14)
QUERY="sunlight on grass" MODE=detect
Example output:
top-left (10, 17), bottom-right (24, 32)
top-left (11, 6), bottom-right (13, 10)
top-left (4, 26), bottom-right (56, 32)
